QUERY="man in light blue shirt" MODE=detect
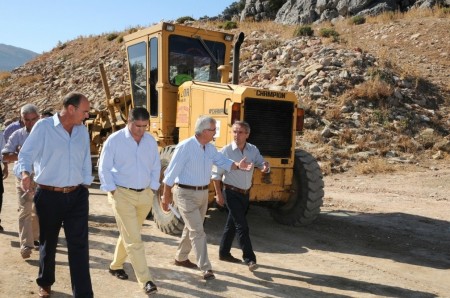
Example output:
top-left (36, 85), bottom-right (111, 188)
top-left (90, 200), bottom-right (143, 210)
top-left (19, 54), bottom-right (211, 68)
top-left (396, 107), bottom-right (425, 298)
top-left (98, 107), bottom-right (160, 295)
top-left (162, 115), bottom-right (252, 281)
top-left (17, 92), bottom-right (94, 298)
top-left (212, 121), bottom-right (269, 272)
top-left (2, 103), bottom-right (40, 259)
top-left (3, 118), bottom-right (23, 144)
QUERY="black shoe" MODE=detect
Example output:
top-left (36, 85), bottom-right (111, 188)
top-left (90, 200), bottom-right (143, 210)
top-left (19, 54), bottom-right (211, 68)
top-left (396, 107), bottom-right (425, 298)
top-left (109, 268), bottom-right (128, 280)
top-left (0, 224), bottom-right (3, 232)
top-left (219, 254), bottom-right (241, 263)
top-left (144, 281), bottom-right (157, 295)
top-left (247, 260), bottom-right (258, 272)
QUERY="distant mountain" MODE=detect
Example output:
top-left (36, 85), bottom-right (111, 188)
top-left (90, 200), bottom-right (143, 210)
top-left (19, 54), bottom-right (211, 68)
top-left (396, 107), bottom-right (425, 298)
top-left (0, 43), bottom-right (38, 71)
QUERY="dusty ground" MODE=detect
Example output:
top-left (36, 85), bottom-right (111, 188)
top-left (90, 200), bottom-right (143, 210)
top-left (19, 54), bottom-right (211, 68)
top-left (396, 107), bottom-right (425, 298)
top-left (0, 160), bottom-right (449, 298)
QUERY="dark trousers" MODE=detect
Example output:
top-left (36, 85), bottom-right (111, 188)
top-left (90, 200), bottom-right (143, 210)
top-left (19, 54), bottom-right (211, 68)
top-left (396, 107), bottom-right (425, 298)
top-left (34, 186), bottom-right (93, 298)
top-left (219, 189), bottom-right (256, 263)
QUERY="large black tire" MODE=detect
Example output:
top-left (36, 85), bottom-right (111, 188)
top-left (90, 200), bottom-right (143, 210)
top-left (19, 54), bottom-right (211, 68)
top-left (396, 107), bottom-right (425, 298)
top-left (271, 149), bottom-right (324, 226)
top-left (152, 146), bottom-right (184, 235)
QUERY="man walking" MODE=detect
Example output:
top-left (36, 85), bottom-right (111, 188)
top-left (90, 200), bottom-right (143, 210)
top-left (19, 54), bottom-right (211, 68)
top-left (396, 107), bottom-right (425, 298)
top-left (99, 107), bottom-right (160, 295)
top-left (17, 92), bottom-right (94, 298)
top-left (162, 116), bottom-right (252, 280)
top-left (212, 121), bottom-right (269, 272)
top-left (2, 103), bottom-right (40, 259)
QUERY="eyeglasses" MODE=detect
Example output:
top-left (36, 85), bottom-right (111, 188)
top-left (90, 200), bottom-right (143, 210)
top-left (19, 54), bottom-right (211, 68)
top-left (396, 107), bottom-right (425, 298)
top-left (205, 128), bottom-right (216, 132)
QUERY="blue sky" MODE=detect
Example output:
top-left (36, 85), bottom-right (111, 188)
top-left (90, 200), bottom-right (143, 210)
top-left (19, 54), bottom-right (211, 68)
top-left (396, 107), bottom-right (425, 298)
top-left (0, 1), bottom-right (236, 53)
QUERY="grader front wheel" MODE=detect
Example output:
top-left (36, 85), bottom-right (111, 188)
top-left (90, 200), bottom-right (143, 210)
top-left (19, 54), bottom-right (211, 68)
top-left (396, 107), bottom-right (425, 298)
top-left (151, 146), bottom-right (184, 235)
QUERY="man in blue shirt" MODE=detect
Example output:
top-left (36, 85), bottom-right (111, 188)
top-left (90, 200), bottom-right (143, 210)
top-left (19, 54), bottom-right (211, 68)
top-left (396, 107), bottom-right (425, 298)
top-left (212, 121), bottom-right (270, 272)
top-left (17, 92), bottom-right (94, 298)
top-left (162, 115), bottom-right (252, 281)
top-left (98, 107), bottom-right (160, 295)
top-left (2, 103), bottom-right (40, 259)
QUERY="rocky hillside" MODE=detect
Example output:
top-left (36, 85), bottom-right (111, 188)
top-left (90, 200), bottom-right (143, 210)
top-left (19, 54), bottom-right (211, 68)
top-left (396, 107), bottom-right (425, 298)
top-left (0, 11), bottom-right (449, 174)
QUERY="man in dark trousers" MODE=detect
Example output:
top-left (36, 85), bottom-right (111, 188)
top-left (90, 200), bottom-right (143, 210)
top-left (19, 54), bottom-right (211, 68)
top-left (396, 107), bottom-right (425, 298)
top-left (17, 92), bottom-right (94, 298)
top-left (212, 121), bottom-right (269, 272)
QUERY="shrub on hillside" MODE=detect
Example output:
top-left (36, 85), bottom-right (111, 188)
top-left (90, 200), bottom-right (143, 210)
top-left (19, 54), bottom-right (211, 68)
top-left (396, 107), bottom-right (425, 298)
top-left (176, 16), bottom-right (195, 24)
top-left (106, 33), bottom-right (119, 41)
top-left (294, 25), bottom-right (314, 37)
top-left (220, 21), bottom-right (238, 30)
top-left (318, 27), bottom-right (339, 38)
top-left (349, 15), bottom-right (366, 25)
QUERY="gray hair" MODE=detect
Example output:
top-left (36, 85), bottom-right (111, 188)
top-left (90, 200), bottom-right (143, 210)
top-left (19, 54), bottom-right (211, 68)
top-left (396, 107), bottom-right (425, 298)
top-left (233, 120), bottom-right (251, 134)
top-left (20, 104), bottom-right (39, 115)
top-left (195, 116), bottom-right (216, 135)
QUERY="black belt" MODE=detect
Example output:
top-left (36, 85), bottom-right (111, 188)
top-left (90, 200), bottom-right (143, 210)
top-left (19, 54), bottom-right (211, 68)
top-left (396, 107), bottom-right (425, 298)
top-left (177, 184), bottom-right (209, 190)
top-left (224, 183), bottom-right (250, 195)
top-left (117, 185), bottom-right (145, 192)
top-left (38, 184), bottom-right (80, 193)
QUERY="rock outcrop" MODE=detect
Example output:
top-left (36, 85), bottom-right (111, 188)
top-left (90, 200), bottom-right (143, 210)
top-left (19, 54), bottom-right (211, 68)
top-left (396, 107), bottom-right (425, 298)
top-left (239, 0), bottom-right (450, 24)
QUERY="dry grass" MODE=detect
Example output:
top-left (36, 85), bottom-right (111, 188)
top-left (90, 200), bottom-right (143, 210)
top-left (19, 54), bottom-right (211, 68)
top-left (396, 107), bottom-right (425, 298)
top-left (0, 72), bottom-right (10, 80)
top-left (0, 72), bottom-right (11, 91)
top-left (350, 77), bottom-right (394, 106)
top-left (353, 157), bottom-right (397, 174)
top-left (16, 74), bottom-right (42, 86)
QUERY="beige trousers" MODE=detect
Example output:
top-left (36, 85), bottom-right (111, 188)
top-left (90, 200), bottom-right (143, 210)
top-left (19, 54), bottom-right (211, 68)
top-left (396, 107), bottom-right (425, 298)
top-left (174, 186), bottom-right (211, 271)
top-left (16, 177), bottom-right (39, 248)
top-left (109, 187), bottom-right (154, 287)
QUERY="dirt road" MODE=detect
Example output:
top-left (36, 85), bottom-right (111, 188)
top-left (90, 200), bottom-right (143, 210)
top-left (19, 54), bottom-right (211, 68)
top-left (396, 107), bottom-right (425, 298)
top-left (0, 160), bottom-right (449, 297)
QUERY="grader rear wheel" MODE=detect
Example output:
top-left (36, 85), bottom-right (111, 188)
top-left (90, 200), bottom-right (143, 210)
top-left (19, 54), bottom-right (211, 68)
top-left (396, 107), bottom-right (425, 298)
top-left (271, 149), bottom-right (324, 226)
top-left (152, 145), bottom-right (184, 235)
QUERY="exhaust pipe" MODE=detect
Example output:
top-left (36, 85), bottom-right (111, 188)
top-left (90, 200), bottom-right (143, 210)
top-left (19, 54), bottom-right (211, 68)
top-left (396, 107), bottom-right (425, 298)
top-left (232, 32), bottom-right (245, 85)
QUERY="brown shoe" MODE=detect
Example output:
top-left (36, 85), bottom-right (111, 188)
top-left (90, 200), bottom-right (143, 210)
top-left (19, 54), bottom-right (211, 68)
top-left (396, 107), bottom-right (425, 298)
top-left (21, 246), bottom-right (33, 259)
top-left (38, 286), bottom-right (51, 297)
top-left (203, 270), bottom-right (215, 280)
top-left (174, 259), bottom-right (198, 269)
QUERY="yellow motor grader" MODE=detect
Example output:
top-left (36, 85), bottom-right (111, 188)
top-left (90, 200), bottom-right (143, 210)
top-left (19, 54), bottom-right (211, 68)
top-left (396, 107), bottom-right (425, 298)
top-left (86, 22), bottom-right (324, 235)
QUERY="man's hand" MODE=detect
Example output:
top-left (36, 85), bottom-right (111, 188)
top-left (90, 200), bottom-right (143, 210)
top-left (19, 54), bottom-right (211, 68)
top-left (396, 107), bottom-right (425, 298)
top-left (2, 163), bottom-right (8, 179)
top-left (21, 173), bottom-right (31, 192)
top-left (215, 192), bottom-right (225, 207)
top-left (238, 157), bottom-right (253, 171)
top-left (161, 184), bottom-right (173, 212)
top-left (261, 161), bottom-right (270, 173)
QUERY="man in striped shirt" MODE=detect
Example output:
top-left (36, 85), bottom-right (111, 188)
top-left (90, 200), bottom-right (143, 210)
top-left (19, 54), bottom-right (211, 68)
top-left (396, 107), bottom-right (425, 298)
top-left (162, 116), bottom-right (252, 280)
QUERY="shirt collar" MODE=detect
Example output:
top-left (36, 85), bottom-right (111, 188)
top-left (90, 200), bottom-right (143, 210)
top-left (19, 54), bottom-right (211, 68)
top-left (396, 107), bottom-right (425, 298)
top-left (52, 113), bottom-right (61, 127)
top-left (231, 141), bottom-right (246, 151)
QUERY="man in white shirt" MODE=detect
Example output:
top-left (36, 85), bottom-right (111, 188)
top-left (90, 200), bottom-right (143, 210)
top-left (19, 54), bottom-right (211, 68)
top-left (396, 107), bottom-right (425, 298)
top-left (98, 107), bottom-right (160, 295)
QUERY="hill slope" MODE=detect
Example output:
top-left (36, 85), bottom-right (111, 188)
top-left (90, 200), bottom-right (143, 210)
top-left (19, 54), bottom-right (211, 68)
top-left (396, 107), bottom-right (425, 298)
top-left (0, 13), bottom-right (448, 172)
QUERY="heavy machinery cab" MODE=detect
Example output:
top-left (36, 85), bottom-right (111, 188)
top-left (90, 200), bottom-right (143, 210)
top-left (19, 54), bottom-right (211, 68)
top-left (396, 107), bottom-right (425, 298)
top-left (124, 22), bottom-right (234, 147)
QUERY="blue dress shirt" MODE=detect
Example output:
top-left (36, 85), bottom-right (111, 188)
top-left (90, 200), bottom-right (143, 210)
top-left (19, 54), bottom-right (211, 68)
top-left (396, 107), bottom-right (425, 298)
top-left (163, 136), bottom-right (233, 187)
top-left (17, 114), bottom-right (93, 187)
